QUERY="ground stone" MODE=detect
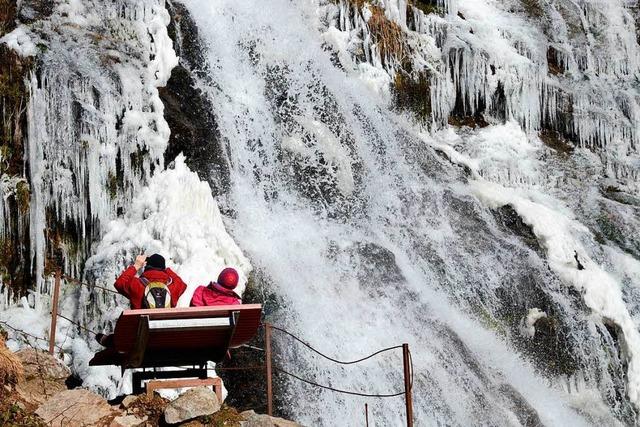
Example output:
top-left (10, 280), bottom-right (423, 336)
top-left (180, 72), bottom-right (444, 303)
top-left (110, 414), bottom-right (148, 427)
top-left (121, 394), bottom-right (139, 409)
top-left (16, 348), bottom-right (70, 380)
top-left (164, 386), bottom-right (221, 424)
top-left (240, 410), bottom-right (303, 427)
top-left (15, 349), bottom-right (70, 405)
top-left (35, 388), bottom-right (116, 426)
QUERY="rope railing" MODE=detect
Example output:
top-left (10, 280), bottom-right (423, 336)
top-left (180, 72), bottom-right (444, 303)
top-left (59, 273), bottom-right (120, 295)
top-left (0, 320), bottom-right (64, 351)
top-left (41, 270), bottom-right (415, 424)
top-left (273, 366), bottom-right (406, 398)
top-left (268, 324), bottom-right (403, 365)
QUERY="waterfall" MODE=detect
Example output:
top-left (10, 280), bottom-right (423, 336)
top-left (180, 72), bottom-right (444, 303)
top-left (1, 0), bottom-right (639, 425)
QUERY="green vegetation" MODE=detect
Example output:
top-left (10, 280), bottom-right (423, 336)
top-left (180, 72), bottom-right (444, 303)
top-left (410, 0), bottom-right (444, 16)
top-left (393, 70), bottom-right (432, 123)
top-left (198, 405), bottom-right (245, 427)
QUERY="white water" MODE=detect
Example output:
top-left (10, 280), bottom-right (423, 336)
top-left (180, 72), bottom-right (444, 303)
top-left (178, 0), bottom-right (638, 424)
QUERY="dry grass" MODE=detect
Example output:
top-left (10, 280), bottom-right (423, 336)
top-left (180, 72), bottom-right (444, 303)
top-left (367, 5), bottom-right (406, 65)
top-left (128, 393), bottom-right (169, 425)
top-left (0, 0), bottom-right (17, 37)
top-left (0, 334), bottom-right (24, 388)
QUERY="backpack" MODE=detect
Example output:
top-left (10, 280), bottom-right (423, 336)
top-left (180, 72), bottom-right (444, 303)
top-left (140, 277), bottom-right (173, 309)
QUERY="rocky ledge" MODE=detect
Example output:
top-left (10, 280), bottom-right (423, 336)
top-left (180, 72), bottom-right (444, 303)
top-left (0, 336), bottom-right (302, 426)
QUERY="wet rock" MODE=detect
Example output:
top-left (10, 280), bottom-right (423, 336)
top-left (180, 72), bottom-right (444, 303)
top-left (17, 0), bottom-right (55, 24)
top-left (240, 410), bottom-right (303, 427)
top-left (497, 384), bottom-right (543, 427)
top-left (15, 349), bottom-right (70, 405)
top-left (491, 205), bottom-right (542, 252)
top-left (164, 386), bottom-right (221, 424)
top-left (162, 1), bottom-right (229, 197)
top-left (35, 388), bottom-right (117, 426)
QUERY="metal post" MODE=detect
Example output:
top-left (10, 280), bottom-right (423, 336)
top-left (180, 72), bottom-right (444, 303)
top-left (403, 343), bottom-right (413, 427)
top-left (265, 322), bottom-right (273, 416)
top-left (48, 270), bottom-right (61, 355)
top-left (365, 403), bottom-right (369, 427)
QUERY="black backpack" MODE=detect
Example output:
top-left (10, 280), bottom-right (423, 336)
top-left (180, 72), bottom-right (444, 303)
top-left (140, 277), bottom-right (173, 309)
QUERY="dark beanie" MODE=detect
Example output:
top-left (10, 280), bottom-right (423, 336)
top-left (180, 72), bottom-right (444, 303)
top-left (145, 254), bottom-right (166, 270)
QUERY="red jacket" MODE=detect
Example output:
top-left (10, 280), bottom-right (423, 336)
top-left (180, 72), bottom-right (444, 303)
top-left (190, 283), bottom-right (241, 307)
top-left (114, 266), bottom-right (187, 309)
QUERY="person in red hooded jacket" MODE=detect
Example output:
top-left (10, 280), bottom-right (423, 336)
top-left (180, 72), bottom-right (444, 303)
top-left (190, 267), bottom-right (242, 306)
top-left (114, 254), bottom-right (187, 309)
top-left (96, 254), bottom-right (187, 347)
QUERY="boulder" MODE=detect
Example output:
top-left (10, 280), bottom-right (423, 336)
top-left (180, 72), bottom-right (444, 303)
top-left (240, 410), bottom-right (303, 427)
top-left (164, 386), bottom-right (221, 424)
top-left (110, 414), bottom-right (148, 427)
top-left (15, 348), bottom-right (70, 405)
top-left (121, 394), bottom-right (139, 409)
top-left (35, 388), bottom-right (117, 426)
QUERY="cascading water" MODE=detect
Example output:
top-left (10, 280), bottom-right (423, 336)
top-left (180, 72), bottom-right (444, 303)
top-left (1, 0), bottom-right (639, 425)
top-left (177, 0), bottom-right (640, 424)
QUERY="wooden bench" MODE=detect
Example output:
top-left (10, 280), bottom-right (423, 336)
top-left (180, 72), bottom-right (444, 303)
top-left (89, 304), bottom-right (262, 394)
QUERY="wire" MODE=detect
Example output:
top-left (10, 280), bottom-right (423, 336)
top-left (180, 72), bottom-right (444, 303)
top-left (55, 312), bottom-right (99, 336)
top-left (0, 320), bottom-right (65, 351)
top-left (0, 320), bottom-right (48, 343)
top-left (60, 274), bottom-right (120, 295)
top-left (268, 324), bottom-right (402, 365)
top-left (274, 366), bottom-right (405, 398)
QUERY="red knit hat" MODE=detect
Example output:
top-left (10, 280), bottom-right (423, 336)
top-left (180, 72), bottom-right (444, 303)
top-left (217, 267), bottom-right (239, 290)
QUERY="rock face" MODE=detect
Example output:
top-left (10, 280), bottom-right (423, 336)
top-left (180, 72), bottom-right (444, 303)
top-left (164, 386), bottom-right (221, 424)
top-left (15, 348), bottom-right (70, 405)
top-left (240, 410), bottom-right (303, 427)
top-left (35, 388), bottom-right (116, 426)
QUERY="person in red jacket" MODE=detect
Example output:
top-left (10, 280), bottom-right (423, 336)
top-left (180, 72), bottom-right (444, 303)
top-left (114, 254), bottom-right (187, 309)
top-left (96, 254), bottom-right (187, 347)
top-left (190, 267), bottom-right (241, 307)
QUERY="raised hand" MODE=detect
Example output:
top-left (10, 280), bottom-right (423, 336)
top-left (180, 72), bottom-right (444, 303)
top-left (133, 254), bottom-right (147, 271)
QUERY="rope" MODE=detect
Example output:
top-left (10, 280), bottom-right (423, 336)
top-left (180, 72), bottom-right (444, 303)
top-left (268, 324), bottom-right (402, 365)
top-left (274, 366), bottom-right (405, 398)
top-left (0, 320), bottom-right (64, 351)
top-left (60, 274), bottom-right (120, 295)
top-left (0, 320), bottom-right (49, 343)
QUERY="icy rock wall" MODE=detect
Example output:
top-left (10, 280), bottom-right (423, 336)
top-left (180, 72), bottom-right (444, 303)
top-left (329, 0), bottom-right (640, 190)
top-left (0, 0), bottom-right (252, 398)
top-left (0, 0), bottom-right (178, 292)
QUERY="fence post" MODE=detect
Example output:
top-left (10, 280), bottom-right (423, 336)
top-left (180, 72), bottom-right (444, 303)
top-left (265, 322), bottom-right (273, 416)
top-left (365, 403), bottom-right (369, 427)
top-left (403, 343), bottom-right (413, 427)
top-left (48, 270), bottom-right (61, 355)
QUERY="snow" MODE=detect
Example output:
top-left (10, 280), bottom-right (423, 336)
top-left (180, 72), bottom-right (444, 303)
top-left (523, 307), bottom-right (547, 338)
top-left (85, 154), bottom-right (251, 306)
top-left (0, 26), bottom-right (37, 57)
top-left (470, 179), bottom-right (640, 409)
